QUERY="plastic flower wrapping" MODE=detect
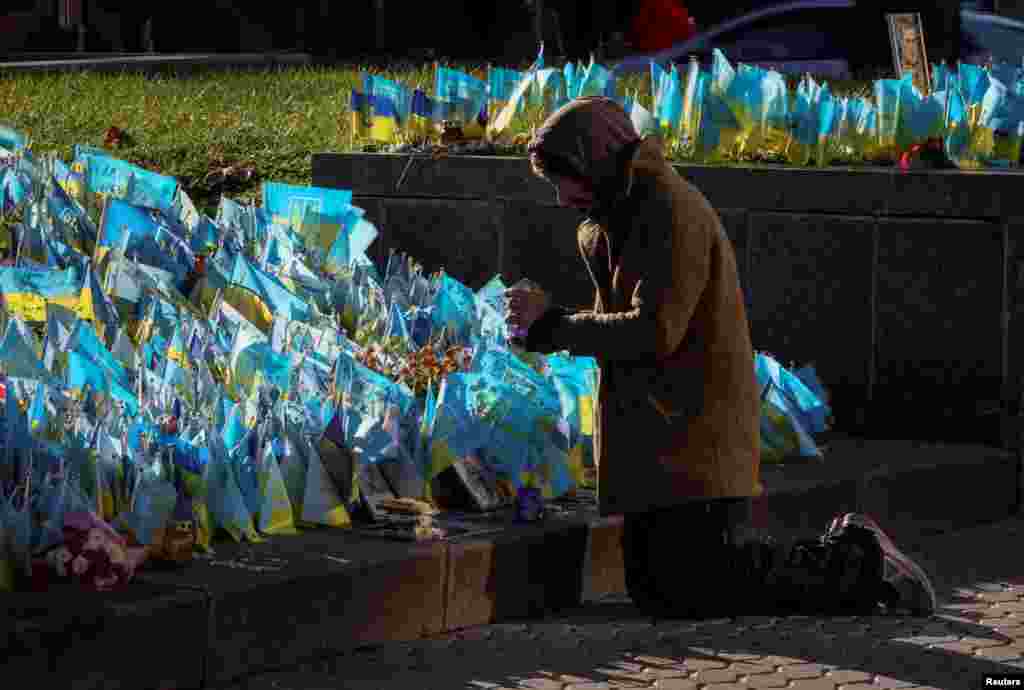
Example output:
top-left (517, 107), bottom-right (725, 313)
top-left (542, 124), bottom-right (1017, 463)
top-left (0, 108), bottom-right (833, 590)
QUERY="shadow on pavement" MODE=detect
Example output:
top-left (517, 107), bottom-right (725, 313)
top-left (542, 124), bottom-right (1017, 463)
top-left (223, 519), bottom-right (1024, 690)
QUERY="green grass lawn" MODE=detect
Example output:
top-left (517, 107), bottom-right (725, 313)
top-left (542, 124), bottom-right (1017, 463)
top-left (0, 63), bottom-right (880, 215)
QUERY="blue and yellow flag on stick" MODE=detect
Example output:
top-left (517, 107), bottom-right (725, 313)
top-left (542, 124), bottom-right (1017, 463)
top-left (225, 255), bottom-right (311, 335)
top-left (0, 125), bottom-right (28, 156)
top-left (435, 65), bottom-right (489, 133)
top-left (410, 89), bottom-right (441, 139)
top-left (363, 73), bottom-right (413, 139)
top-left (489, 45), bottom-right (545, 138)
top-left (0, 317), bottom-right (54, 383)
top-left (370, 94), bottom-right (400, 143)
top-left (163, 322), bottom-right (188, 388)
top-left (349, 89), bottom-right (400, 144)
top-left (73, 147), bottom-right (178, 213)
top-left (0, 265), bottom-right (83, 322)
top-left (262, 181), bottom-right (353, 234)
top-left (47, 172), bottom-right (97, 255)
top-left (76, 260), bottom-right (120, 343)
top-left (350, 89), bottom-right (372, 142)
top-left (488, 65), bottom-right (527, 117)
top-left (95, 198), bottom-right (189, 288)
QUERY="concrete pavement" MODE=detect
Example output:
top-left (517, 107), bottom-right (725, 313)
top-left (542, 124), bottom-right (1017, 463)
top-left (215, 517), bottom-right (1024, 690)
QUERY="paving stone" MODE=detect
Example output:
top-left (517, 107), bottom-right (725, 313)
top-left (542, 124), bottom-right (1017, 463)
top-left (975, 647), bottom-right (1024, 663)
top-left (787, 680), bottom-right (840, 690)
top-left (727, 662), bottom-right (776, 676)
top-left (943, 602), bottom-right (997, 616)
top-left (593, 661), bottom-right (646, 677)
top-left (975, 591), bottom-right (1020, 603)
top-left (870, 675), bottom-right (918, 689)
top-left (692, 668), bottom-right (741, 684)
top-left (761, 654), bottom-right (810, 666)
top-left (652, 680), bottom-right (697, 690)
top-left (779, 662), bottom-right (834, 679)
top-left (741, 674), bottom-right (791, 689)
top-left (960, 635), bottom-right (1012, 649)
top-left (681, 657), bottom-right (729, 671)
top-left (824, 670), bottom-right (873, 684)
top-left (559, 673), bottom-right (600, 685)
top-left (635, 662), bottom-right (691, 682)
top-left (993, 602), bottom-right (1024, 614)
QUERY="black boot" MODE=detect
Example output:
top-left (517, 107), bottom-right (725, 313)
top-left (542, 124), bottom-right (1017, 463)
top-left (757, 521), bottom-right (888, 616)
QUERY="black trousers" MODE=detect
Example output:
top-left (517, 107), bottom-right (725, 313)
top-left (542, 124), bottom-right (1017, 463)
top-left (622, 498), bottom-right (769, 619)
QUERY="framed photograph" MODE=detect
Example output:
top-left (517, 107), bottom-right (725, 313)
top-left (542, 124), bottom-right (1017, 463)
top-left (452, 453), bottom-right (510, 513)
top-left (887, 13), bottom-right (931, 96)
top-left (356, 461), bottom-right (397, 521)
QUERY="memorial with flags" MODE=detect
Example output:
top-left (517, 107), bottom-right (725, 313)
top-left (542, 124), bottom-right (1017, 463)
top-left (0, 46), bottom-right (847, 595)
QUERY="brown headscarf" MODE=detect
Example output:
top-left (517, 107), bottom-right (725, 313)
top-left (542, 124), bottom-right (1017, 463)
top-left (527, 97), bottom-right (643, 218)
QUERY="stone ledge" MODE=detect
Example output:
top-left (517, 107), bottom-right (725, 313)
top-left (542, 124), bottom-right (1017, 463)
top-left (312, 153), bottom-right (1024, 219)
top-left (135, 528), bottom-right (448, 686)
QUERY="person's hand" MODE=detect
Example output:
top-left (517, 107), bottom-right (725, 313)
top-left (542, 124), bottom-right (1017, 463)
top-left (505, 285), bottom-right (552, 336)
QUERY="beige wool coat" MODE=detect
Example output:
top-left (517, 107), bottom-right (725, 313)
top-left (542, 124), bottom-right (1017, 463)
top-left (526, 136), bottom-right (764, 516)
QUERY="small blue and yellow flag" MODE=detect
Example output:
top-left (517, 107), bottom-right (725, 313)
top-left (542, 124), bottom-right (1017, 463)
top-left (351, 89), bottom-right (372, 140)
top-left (369, 94), bottom-right (400, 143)
top-left (0, 265), bottom-right (83, 322)
top-left (409, 89), bottom-right (441, 138)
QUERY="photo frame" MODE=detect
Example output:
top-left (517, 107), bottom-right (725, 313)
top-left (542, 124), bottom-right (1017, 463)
top-left (887, 13), bottom-right (931, 96)
top-left (451, 452), bottom-right (510, 512)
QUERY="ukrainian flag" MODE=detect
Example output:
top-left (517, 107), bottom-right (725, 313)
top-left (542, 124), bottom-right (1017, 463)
top-left (0, 124), bottom-right (27, 155)
top-left (47, 174), bottom-right (97, 255)
top-left (0, 266), bottom-right (84, 322)
top-left (435, 66), bottom-right (489, 127)
top-left (74, 147), bottom-right (178, 213)
top-left (261, 182), bottom-right (353, 234)
top-left (71, 319), bottom-right (130, 389)
top-left (410, 89), bottom-right (441, 139)
top-left (490, 47), bottom-right (544, 138)
top-left (76, 261), bottom-right (119, 341)
top-left (579, 57), bottom-right (616, 99)
top-left (190, 216), bottom-right (221, 256)
top-left (0, 317), bottom-right (54, 384)
top-left (350, 89), bottom-right (400, 144)
top-left (95, 197), bottom-right (158, 265)
top-left (164, 322), bottom-right (188, 387)
top-left (363, 73), bottom-right (412, 133)
top-left (225, 256), bottom-right (311, 335)
top-left (351, 89), bottom-right (372, 141)
top-left (166, 322), bottom-right (189, 368)
top-left (300, 206), bottom-right (356, 257)
top-left (488, 66), bottom-right (526, 118)
top-left (187, 260), bottom-right (229, 317)
top-left (369, 94), bottom-right (400, 143)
